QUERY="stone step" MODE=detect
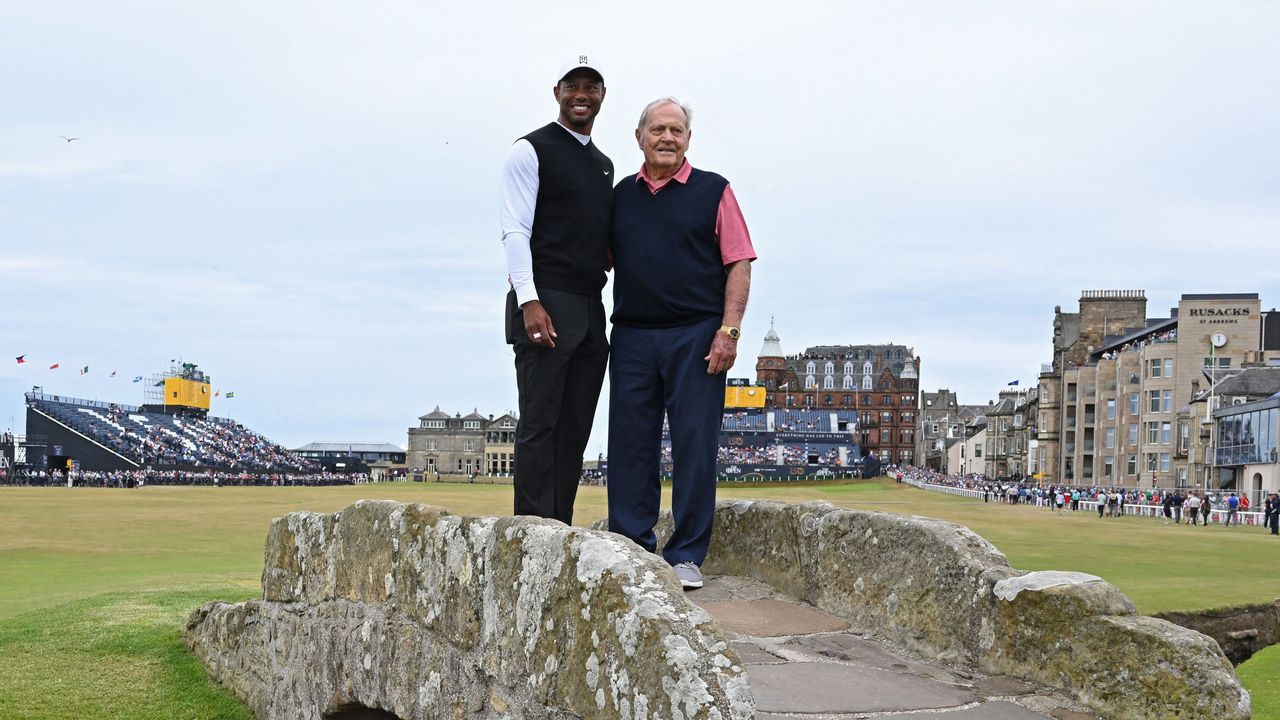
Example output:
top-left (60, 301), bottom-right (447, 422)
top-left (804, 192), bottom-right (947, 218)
top-left (690, 575), bottom-right (1100, 719)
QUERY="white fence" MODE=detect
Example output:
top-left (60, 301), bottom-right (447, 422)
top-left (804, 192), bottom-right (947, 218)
top-left (904, 479), bottom-right (1268, 526)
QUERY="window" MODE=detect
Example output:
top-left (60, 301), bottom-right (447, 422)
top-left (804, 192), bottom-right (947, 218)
top-left (974, 444), bottom-right (983, 458)
top-left (425, 419), bottom-right (445, 429)
top-left (463, 439), bottom-right (475, 452)
top-left (1160, 453), bottom-right (1170, 472)
top-left (864, 350), bottom-right (872, 360)
top-left (863, 361), bottom-right (873, 374)
top-left (806, 361), bottom-right (816, 374)
top-left (902, 394), bottom-right (914, 404)
top-left (1128, 424), bottom-right (1138, 445)
top-left (786, 395), bottom-right (795, 407)
top-left (806, 374), bottom-right (815, 389)
top-left (1000, 438), bottom-right (1007, 454)
top-left (1148, 390), bottom-right (1161, 413)
top-left (463, 420), bottom-right (481, 429)
top-left (843, 375), bottom-right (853, 389)
top-left (1106, 399), bottom-right (1115, 421)
top-left (1161, 422), bottom-right (1172, 445)
top-left (823, 375), bottom-right (833, 390)
top-left (844, 361), bottom-right (853, 375)
top-left (1164, 358), bottom-right (1174, 376)
top-left (824, 361), bottom-right (834, 375)
top-left (1219, 357), bottom-right (1231, 369)
top-left (1147, 453), bottom-right (1157, 472)
top-left (1103, 457), bottom-right (1113, 479)
top-left (1126, 455), bottom-right (1137, 475)
top-left (842, 394), bottom-right (852, 406)
top-left (1149, 359), bottom-right (1163, 378)
top-left (1147, 422), bottom-right (1160, 444)
top-left (1105, 427), bottom-right (1115, 449)
top-left (1162, 390), bottom-right (1173, 413)
top-left (1129, 393), bottom-right (1139, 415)
top-left (862, 375), bottom-right (873, 390)
top-left (804, 394), bottom-right (814, 406)
top-left (862, 395), bottom-right (871, 406)
top-left (882, 411), bottom-right (894, 423)
top-left (881, 395), bottom-right (892, 406)
top-left (881, 429), bottom-right (891, 444)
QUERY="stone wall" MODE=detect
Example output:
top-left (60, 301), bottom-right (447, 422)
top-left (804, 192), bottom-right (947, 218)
top-left (1156, 601), bottom-right (1280, 665)
top-left (185, 500), bottom-right (753, 720)
top-left (600, 500), bottom-right (1251, 720)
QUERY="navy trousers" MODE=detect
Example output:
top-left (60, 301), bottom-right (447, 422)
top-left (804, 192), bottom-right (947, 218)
top-left (607, 316), bottom-right (725, 566)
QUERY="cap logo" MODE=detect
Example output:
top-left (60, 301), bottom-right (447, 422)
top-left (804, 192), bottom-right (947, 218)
top-left (579, 55), bottom-right (589, 64)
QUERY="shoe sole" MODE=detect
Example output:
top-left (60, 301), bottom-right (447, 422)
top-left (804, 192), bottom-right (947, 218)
top-left (681, 579), bottom-right (703, 590)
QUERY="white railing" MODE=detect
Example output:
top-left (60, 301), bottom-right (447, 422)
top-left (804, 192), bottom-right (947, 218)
top-left (904, 479), bottom-right (1267, 526)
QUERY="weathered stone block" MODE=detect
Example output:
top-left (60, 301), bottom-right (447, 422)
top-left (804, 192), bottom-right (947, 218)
top-left (596, 499), bottom-right (1251, 720)
top-left (189, 501), bottom-right (753, 720)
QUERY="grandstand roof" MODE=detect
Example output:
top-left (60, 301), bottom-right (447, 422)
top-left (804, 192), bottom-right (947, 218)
top-left (295, 442), bottom-right (405, 454)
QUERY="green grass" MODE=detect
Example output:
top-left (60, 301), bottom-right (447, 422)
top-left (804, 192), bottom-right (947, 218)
top-left (1, 479), bottom-right (1276, 718)
top-left (1240, 644), bottom-right (1280, 720)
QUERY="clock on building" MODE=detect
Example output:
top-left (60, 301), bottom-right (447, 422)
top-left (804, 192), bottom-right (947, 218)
top-left (1210, 332), bottom-right (1228, 348)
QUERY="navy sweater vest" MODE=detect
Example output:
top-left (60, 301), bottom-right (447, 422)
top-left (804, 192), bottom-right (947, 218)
top-left (522, 123), bottom-right (613, 297)
top-left (611, 167), bottom-right (729, 328)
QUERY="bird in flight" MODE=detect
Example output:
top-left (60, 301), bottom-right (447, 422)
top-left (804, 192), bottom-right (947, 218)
top-left (59, 136), bottom-right (80, 142)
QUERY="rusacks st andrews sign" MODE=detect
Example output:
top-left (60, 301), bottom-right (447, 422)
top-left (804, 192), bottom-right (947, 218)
top-left (1188, 306), bottom-right (1253, 326)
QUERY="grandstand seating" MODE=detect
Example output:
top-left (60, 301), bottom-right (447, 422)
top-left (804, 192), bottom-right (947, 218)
top-left (29, 395), bottom-right (314, 472)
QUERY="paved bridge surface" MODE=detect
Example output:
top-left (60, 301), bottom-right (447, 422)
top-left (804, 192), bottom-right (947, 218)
top-left (693, 575), bottom-right (1099, 720)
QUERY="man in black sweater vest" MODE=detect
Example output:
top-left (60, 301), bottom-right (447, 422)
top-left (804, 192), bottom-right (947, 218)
top-left (607, 98), bottom-right (756, 589)
top-left (499, 57), bottom-right (613, 524)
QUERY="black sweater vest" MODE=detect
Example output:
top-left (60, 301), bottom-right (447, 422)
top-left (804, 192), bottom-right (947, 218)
top-left (611, 167), bottom-right (729, 328)
top-left (521, 123), bottom-right (613, 297)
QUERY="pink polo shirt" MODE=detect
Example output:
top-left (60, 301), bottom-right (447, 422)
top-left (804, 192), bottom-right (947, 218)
top-left (637, 160), bottom-right (757, 265)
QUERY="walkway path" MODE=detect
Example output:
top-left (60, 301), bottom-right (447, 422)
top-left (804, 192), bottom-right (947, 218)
top-left (692, 575), bottom-right (1100, 719)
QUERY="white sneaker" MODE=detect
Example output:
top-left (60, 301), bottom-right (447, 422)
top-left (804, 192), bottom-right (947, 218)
top-left (673, 561), bottom-right (703, 590)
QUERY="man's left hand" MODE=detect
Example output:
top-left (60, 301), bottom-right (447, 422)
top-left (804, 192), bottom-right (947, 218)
top-left (704, 331), bottom-right (737, 375)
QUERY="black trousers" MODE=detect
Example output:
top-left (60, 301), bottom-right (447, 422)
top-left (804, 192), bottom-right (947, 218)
top-left (507, 288), bottom-right (608, 524)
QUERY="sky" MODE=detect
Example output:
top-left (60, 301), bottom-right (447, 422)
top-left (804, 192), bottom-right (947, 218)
top-left (3, 1), bottom-right (1279, 459)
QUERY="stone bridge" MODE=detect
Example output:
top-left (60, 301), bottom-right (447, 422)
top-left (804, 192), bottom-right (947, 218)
top-left (185, 499), bottom-right (1250, 719)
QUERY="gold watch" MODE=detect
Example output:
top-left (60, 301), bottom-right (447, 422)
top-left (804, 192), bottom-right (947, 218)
top-left (718, 325), bottom-right (741, 340)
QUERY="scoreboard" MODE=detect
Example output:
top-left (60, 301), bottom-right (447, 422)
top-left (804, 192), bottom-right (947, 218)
top-left (163, 377), bottom-right (212, 411)
top-left (724, 378), bottom-right (766, 409)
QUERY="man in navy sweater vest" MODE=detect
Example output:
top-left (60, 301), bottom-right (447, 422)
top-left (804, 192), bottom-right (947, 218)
top-left (608, 98), bottom-right (756, 589)
top-left (500, 56), bottom-right (613, 524)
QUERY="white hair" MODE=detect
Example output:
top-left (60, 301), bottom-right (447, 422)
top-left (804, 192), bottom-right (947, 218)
top-left (637, 97), bottom-right (693, 131)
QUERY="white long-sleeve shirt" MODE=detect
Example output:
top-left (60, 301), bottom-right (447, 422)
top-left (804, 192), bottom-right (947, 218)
top-left (500, 122), bottom-right (593, 307)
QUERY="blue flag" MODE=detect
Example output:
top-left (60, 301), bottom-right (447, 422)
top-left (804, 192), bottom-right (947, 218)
top-left (1008, 380), bottom-right (1019, 386)
top-left (132, 375), bottom-right (143, 383)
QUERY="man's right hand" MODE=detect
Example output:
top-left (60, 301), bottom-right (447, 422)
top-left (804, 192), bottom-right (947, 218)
top-left (521, 300), bottom-right (557, 348)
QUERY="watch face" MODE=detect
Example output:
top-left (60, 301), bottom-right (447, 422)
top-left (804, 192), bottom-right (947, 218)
top-left (728, 328), bottom-right (740, 339)
top-left (1211, 332), bottom-right (1228, 348)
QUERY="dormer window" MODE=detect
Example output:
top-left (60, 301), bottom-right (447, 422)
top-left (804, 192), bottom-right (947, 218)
top-left (806, 361), bottom-right (816, 374)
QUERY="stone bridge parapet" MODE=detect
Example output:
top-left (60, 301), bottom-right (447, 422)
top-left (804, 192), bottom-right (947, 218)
top-left (185, 500), bottom-right (753, 719)
top-left (608, 499), bottom-right (1250, 720)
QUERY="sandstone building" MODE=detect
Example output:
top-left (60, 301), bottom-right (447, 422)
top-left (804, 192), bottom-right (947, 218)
top-left (1037, 291), bottom-right (1276, 489)
top-left (406, 408), bottom-right (516, 476)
